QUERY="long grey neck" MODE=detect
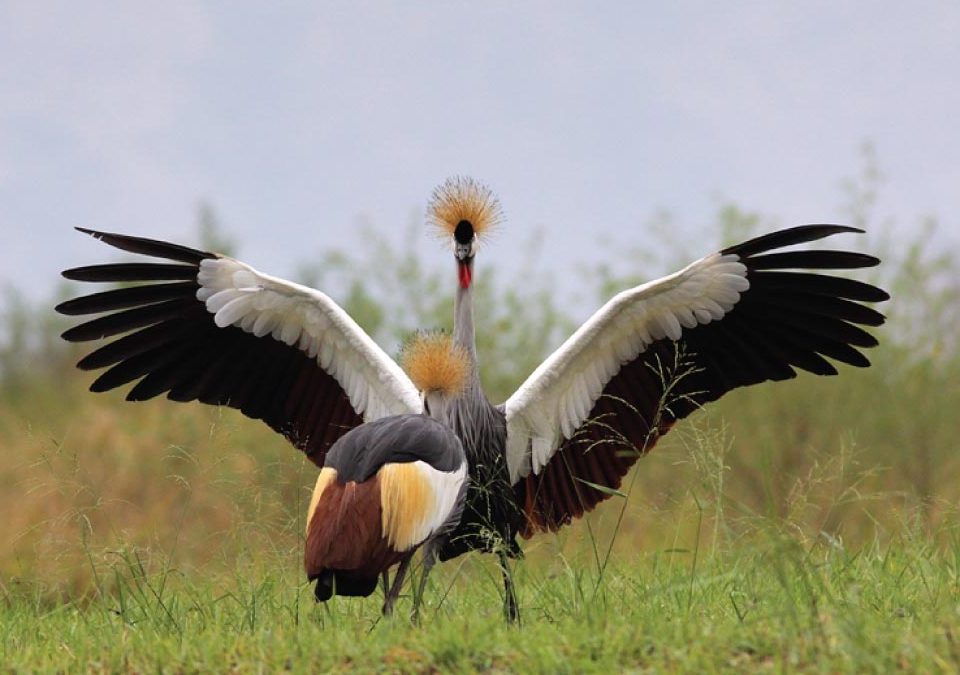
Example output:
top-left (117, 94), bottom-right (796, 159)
top-left (453, 274), bottom-right (481, 393)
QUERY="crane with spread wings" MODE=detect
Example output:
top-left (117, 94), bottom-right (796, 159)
top-left (57, 178), bottom-right (889, 620)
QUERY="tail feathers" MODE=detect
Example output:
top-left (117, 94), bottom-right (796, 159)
top-left (313, 569), bottom-right (379, 602)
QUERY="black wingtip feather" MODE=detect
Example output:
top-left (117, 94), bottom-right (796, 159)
top-left (722, 225), bottom-right (865, 258)
top-left (746, 289), bottom-right (887, 327)
top-left (54, 282), bottom-right (196, 316)
top-left (75, 227), bottom-right (214, 264)
top-left (746, 250), bottom-right (880, 271)
top-left (61, 263), bottom-right (199, 283)
top-left (60, 298), bottom-right (197, 342)
top-left (749, 271), bottom-right (890, 303)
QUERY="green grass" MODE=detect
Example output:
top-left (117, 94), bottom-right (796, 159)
top-left (1, 357), bottom-right (957, 672)
top-left (1, 367), bottom-right (958, 672)
top-left (2, 531), bottom-right (960, 673)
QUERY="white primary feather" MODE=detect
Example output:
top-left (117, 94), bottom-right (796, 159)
top-left (196, 257), bottom-right (421, 422)
top-left (503, 252), bottom-right (749, 484)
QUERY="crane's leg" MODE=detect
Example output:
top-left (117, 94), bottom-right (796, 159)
top-left (412, 543), bottom-right (439, 624)
top-left (382, 553), bottom-right (413, 617)
top-left (380, 570), bottom-right (390, 603)
top-left (498, 549), bottom-right (520, 623)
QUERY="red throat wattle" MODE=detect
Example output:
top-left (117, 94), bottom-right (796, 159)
top-left (458, 261), bottom-right (472, 289)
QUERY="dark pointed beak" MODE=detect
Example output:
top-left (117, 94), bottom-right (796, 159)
top-left (455, 243), bottom-right (471, 261)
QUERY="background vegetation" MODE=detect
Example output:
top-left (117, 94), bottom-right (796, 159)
top-left (1, 150), bottom-right (959, 671)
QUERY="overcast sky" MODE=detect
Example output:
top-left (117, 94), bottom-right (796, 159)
top-left (1, 2), bottom-right (957, 317)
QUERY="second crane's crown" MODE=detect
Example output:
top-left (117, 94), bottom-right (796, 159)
top-left (428, 176), bottom-right (502, 244)
top-left (401, 331), bottom-right (470, 397)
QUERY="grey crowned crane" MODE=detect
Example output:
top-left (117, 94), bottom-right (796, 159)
top-left (306, 334), bottom-right (469, 614)
top-left (425, 177), bottom-right (890, 621)
top-left (306, 412), bottom-right (467, 615)
top-left (59, 236), bottom-right (471, 613)
top-left (53, 228), bottom-right (469, 614)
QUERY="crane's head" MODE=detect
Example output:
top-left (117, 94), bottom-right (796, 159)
top-left (427, 176), bottom-right (502, 289)
top-left (401, 331), bottom-right (470, 417)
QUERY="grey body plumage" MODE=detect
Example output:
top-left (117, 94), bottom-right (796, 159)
top-left (436, 392), bottom-right (522, 561)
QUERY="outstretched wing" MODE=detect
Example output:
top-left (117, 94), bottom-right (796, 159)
top-left (57, 228), bottom-right (421, 466)
top-left (503, 225), bottom-right (889, 535)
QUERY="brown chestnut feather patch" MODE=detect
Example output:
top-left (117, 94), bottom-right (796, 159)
top-left (306, 467), bottom-right (338, 535)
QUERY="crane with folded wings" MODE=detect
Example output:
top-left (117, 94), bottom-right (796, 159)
top-left (57, 178), bottom-right (889, 620)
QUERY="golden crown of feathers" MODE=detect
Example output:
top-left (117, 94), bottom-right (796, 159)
top-left (401, 331), bottom-right (470, 396)
top-left (427, 176), bottom-right (502, 241)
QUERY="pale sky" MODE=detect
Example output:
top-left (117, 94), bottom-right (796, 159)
top-left (1, 2), bottom-right (957, 316)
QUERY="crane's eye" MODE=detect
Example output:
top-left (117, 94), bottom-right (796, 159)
top-left (454, 220), bottom-right (474, 245)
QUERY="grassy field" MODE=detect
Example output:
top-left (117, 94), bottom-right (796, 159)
top-left (1, 356), bottom-right (959, 672)
top-left (3, 523), bottom-right (960, 672)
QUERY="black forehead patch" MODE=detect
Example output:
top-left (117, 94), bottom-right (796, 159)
top-left (454, 220), bottom-right (474, 245)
